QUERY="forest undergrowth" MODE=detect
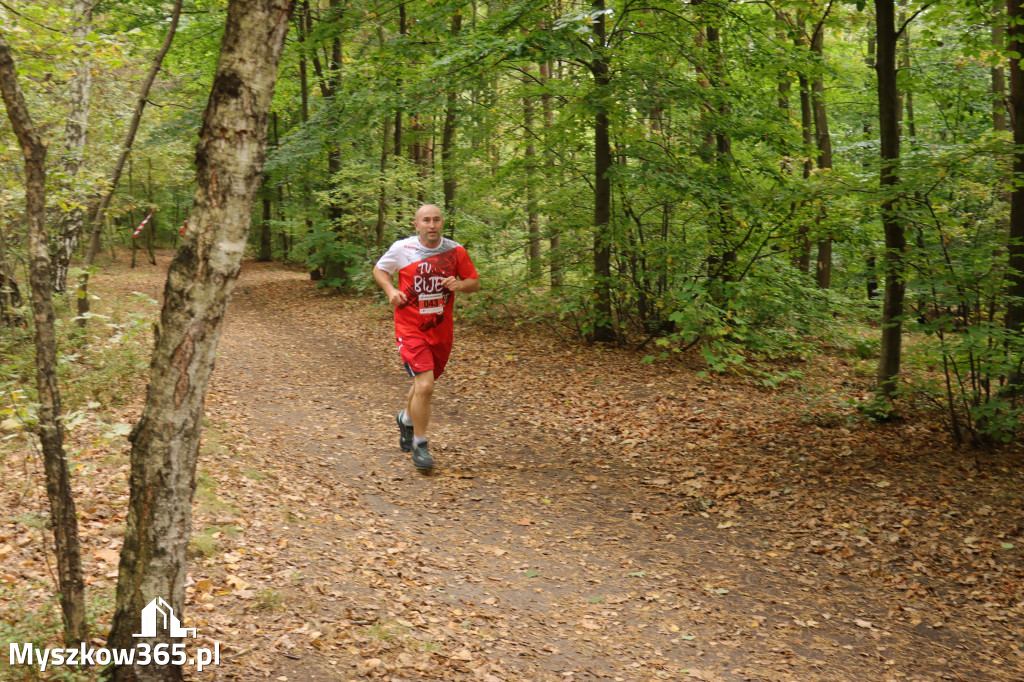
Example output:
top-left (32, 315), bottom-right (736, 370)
top-left (1, 250), bottom-right (1022, 681)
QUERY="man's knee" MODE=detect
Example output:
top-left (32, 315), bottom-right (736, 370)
top-left (413, 372), bottom-right (435, 397)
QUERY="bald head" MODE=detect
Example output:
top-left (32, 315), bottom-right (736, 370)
top-left (415, 204), bottom-right (442, 220)
top-left (413, 204), bottom-right (444, 247)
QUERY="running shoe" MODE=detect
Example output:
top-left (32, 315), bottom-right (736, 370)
top-left (396, 411), bottom-right (413, 452)
top-left (410, 440), bottom-right (434, 471)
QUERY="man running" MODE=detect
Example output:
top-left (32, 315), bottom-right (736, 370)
top-left (372, 204), bottom-right (480, 471)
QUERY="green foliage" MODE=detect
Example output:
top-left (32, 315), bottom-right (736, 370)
top-left (0, 285), bottom-right (154, 433)
top-left (3, 0), bottom-right (1017, 443)
top-left (907, 319), bottom-right (1024, 445)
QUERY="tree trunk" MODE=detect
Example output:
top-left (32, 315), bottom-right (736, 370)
top-left (540, 59), bottom-right (561, 288)
top-left (442, 12), bottom-right (462, 230)
top-left (865, 26), bottom-right (880, 300)
top-left (323, 0), bottom-right (344, 276)
top-left (259, 190), bottom-right (273, 261)
top-left (105, 1), bottom-right (294, 678)
top-left (994, 4), bottom-right (1008, 132)
top-left (592, 0), bottom-right (615, 342)
top-left (0, 216), bottom-right (23, 325)
top-left (146, 160), bottom-right (156, 265)
top-left (876, 0), bottom-right (906, 399)
top-left (297, 1), bottom-right (320, 279)
top-left (1006, 0), bottom-right (1024, 340)
top-left (53, 0), bottom-right (95, 293)
top-left (898, 2), bottom-right (917, 141)
top-left (376, 115), bottom-right (390, 249)
top-left (0, 30), bottom-right (88, 646)
top-left (145, 210), bottom-right (157, 265)
top-left (523, 64), bottom-right (541, 282)
top-left (393, 2), bottom-right (407, 227)
top-left (796, 59), bottom-right (813, 273)
top-left (84, 0), bottom-right (183, 266)
top-left (704, 20), bottom-right (736, 286)
top-left (811, 22), bottom-right (834, 289)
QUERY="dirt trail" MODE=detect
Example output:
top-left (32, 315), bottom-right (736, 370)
top-left (113, 256), bottom-right (1021, 681)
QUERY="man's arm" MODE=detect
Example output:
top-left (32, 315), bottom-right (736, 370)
top-left (373, 266), bottom-right (407, 307)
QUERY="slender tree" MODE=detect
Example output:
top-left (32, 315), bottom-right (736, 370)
top-left (810, 14), bottom-right (834, 289)
top-left (591, 0), bottom-right (615, 341)
top-left (53, 0), bottom-right (96, 294)
top-left (0, 29), bottom-right (88, 646)
top-left (876, 0), bottom-right (906, 399)
top-left (442, 10), bottom-right (462, 226)
top-left (84, 0), bottom-right (184, 266)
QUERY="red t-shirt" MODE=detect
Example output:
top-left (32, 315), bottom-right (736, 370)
top-left (375, 236), bottom-right (479, 345)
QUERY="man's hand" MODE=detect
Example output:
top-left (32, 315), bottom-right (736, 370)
top-left (373, 266), bottom-right (408, 307)
top-left (441, 276), bottom-right (480, 293)
top-left (387, 288), bottom-right (408, 307)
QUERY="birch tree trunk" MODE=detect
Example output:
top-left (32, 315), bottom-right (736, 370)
top-left (0, 30), bottom-right (88, 646)
top-left (105, 0), bottom-right (295, 678)
top-left (53, 0), bottom-right (95, 294)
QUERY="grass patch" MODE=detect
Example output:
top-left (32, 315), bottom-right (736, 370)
top-left (194, 470), bottom-right (238, 516)
top-left (188, 523), bottom-right (242, 559)
top-left (253, 588), bottom-right (284, 612)
top-left (243, 468), bottom-right (268, 480)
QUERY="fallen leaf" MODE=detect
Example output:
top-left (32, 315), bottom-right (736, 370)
top-left (225, 574), bottom-right (250, 591)
top-left (94, 548), bottom-right (120, 564)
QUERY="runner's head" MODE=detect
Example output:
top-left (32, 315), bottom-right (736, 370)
top-left (414, 204), bottom-right (444, 248)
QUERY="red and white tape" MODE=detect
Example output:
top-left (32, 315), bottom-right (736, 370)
top-left (132, 209), bottom-right (155, 237)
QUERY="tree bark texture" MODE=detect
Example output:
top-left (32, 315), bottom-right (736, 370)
top-left (442, 11), bottom-right (462, 226)
top-left (796, 63), bottom-right (813, 273)
top-left (376, 115), bottom-right (390, 249)
top-left (0, 216), bottom-right (23, 324)
top-left (0, 30), bottom-right (88, 646)
top-left (1006, 0), bottom-right (1024, 338)
top-left (84, 0), bottom-right (183, 266)
top-left (592, 0), bottom-right (615, 342)
top-left (105, 0), bottom-right (294, 678)
top-left (811, 22), bottom-right (833, 289)
top-left (993, 7), bottom-right (1008, 133)
top-left (540, 59), bottom-right (562, 288)
top-left (54, 0), bottom-right (95, 293)
top-left (523, 64), bottom-right (541, 282)
top-left (875, 0), bottom-right (906, 398)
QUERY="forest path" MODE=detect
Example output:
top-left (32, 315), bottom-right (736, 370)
top-left (108, 254), bottom-right (1022, 682)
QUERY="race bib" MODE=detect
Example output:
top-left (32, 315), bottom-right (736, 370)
top-left (418, 292), bottom-right (443, 315)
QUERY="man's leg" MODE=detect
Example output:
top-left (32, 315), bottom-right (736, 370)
top-left (406, 369), bottom-right (435, 440)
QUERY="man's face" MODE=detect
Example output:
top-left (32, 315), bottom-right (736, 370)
top-left (414, 206), bottom-right (444, 247)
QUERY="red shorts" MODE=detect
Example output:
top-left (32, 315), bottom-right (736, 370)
top-left (397, 336), bottom-right (452, 379)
